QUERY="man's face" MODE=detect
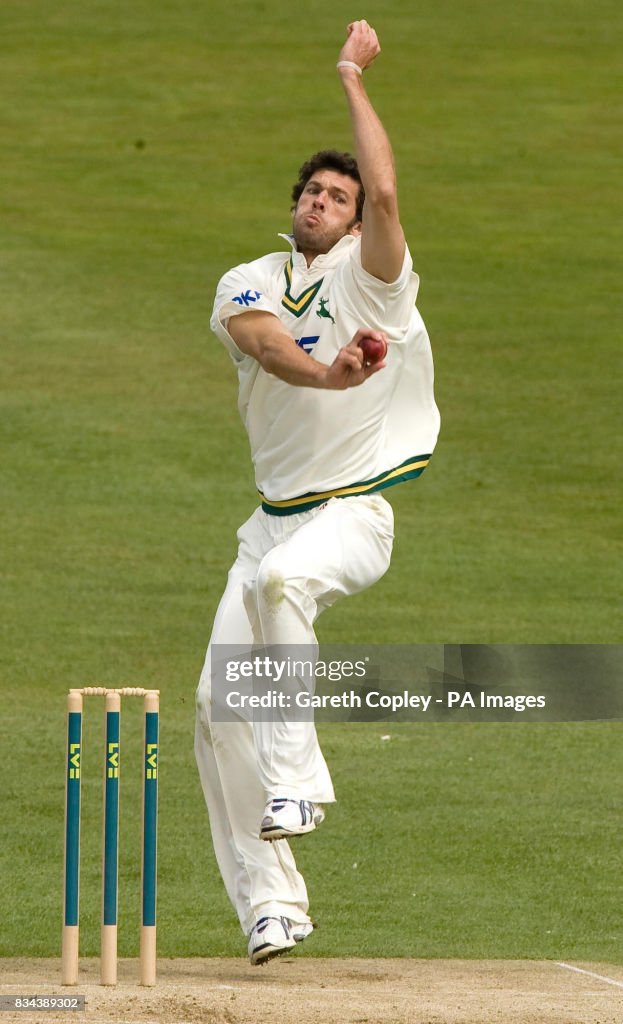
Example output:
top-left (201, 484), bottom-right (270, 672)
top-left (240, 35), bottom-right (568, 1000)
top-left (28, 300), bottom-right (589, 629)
top-left (292, 169), bottom-right (361, 258)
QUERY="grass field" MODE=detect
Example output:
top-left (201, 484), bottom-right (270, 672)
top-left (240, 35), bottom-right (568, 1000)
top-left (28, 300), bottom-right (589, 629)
top-left (1, 0), bottom-right (621, 967)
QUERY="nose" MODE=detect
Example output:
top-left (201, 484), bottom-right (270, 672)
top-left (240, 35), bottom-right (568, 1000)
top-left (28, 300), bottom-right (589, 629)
top-left (312, 191), bottom-right (326, 209)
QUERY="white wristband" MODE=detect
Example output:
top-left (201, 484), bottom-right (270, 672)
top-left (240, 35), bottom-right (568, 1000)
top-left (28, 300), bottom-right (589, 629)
top-left (336, 60), bottom-right (363, 76)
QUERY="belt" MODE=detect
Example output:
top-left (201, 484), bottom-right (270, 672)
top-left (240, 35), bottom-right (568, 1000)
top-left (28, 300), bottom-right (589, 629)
top-left (259, 454), bottom-right (432, 516)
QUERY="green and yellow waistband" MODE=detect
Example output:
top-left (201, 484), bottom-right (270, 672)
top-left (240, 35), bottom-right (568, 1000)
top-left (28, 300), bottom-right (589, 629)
top-left (259, 454), bottom-right (432, 516)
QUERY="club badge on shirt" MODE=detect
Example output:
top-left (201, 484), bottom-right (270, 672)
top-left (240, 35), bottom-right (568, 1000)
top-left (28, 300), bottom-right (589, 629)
top-left (316, 297), bottom-right (335, 324)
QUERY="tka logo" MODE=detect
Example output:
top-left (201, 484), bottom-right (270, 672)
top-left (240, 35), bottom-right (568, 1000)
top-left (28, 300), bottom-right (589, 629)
top-left (232, 290), bottom-right (262, 306)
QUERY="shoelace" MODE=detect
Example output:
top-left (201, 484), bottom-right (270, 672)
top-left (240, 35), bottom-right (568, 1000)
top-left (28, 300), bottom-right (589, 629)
top-left (269, 798), bottom-right (314, 824)
top-left (255, 915), bottom-right (292, 939)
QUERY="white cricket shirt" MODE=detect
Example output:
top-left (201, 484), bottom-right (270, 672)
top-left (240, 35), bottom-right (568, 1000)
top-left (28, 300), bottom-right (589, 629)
top-left (210, 233), bottom-right (440, 514)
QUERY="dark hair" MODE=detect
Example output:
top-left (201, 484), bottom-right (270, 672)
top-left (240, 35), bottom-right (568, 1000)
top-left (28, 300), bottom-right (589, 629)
top-left (291, 150), bottom-right (365, 223)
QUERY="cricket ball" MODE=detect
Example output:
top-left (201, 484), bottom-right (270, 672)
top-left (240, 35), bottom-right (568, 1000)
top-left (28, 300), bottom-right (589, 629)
top-left (357, 334), bottom-right (387, 366)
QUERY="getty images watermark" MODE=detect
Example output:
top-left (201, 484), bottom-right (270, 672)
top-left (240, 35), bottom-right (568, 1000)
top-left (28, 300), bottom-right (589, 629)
top-left (210, 644), bottom-right (623, 723)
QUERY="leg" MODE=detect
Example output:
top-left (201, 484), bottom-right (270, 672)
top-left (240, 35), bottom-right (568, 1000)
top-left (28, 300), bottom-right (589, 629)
top-left (247, 495), bottom-right (394, 800)
top-left (194, 510), bottom-right (312, 935)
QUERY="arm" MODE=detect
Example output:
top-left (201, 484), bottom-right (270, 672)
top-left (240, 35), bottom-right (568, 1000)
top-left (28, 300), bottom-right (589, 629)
top-left (227, 310), bottom-right (386, 390)
top-left (337, 21), bottom-right (405, 284)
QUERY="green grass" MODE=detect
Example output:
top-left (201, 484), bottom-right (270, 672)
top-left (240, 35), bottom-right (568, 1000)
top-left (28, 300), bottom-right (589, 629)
top-left (2, 711), bottom-right (621, 961)
top-left (1, 0), bottom-right (621, 963)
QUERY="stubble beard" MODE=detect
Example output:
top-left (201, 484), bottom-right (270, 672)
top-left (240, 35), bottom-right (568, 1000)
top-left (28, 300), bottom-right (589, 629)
top-left (292, 220), bottom-right (346, 259)
top-left (292, 202), bottom-right (361, 260)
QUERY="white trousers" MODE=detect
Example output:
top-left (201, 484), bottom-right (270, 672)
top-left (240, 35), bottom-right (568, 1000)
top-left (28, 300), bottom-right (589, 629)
top-left (194, 494), bottom-right (394, 935)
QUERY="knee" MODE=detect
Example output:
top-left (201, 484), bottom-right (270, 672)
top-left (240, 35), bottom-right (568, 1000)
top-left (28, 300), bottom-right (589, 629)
top-left (255, 554), bottom-right (290, 614)
top-left (255, 549), bottom-right (315, 615)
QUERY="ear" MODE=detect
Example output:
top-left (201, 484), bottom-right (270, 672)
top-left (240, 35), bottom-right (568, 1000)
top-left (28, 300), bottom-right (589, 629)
top-left (348, 221), bottom-right (362, 237)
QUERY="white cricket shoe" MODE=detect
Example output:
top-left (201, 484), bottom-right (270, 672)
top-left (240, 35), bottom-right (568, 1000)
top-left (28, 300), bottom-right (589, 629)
top-left (291, 920), bottom-right (315, 943)
top-left (259, 798), bottom-right (325, 841)
top-left (248, 916), bottom-right (296, 965)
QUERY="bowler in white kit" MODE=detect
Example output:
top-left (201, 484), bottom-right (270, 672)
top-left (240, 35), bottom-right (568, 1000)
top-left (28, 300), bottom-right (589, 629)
top-left (195, 20), bottom-right (440, 965)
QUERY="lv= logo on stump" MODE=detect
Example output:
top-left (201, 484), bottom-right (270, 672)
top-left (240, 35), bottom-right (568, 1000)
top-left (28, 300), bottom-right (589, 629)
top-left (62, 687), bottom-right (160, 987)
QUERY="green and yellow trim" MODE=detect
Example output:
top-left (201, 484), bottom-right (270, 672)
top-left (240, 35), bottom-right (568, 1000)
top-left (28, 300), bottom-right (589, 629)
top-left (281, 256), bottom-right (325, 317)
top-left (260, 454), bottom-right (432, 516)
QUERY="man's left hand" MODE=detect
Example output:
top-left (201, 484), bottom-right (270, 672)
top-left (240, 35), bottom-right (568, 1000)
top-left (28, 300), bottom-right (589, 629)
top-left (338, 20), bottom-right (381, 72)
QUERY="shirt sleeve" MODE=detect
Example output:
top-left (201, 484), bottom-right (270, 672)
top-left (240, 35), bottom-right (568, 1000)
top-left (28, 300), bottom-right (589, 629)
top-left (210, 263), bottom-right (281, 362)
top-left (337, 239), bottom-right (420, 340)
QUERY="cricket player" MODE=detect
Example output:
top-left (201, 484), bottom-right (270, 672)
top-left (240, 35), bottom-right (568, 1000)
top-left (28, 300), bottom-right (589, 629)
top-left (195, 20), bottom-right (440, 964)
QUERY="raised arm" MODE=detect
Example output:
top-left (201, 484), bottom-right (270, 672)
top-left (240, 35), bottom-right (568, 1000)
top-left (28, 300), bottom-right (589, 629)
top-left (337, 21), bottom-right (405, 284)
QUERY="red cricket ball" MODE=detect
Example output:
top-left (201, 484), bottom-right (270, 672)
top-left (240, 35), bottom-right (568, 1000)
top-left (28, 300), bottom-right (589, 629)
top-left (357, 334), bottom-right (388, 366)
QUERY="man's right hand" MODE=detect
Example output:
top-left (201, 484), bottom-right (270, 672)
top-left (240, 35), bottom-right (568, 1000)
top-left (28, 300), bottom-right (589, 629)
top-left (229, 312), bottom-right (386, 390)
top-left (323, 328), bottom-right (387, 390)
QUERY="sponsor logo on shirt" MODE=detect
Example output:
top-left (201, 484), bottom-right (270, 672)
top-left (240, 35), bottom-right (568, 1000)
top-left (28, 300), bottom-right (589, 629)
top-left (232, 289), bottom-right (262, 306)
top-left (295, 335), bottom-right (320, 354)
